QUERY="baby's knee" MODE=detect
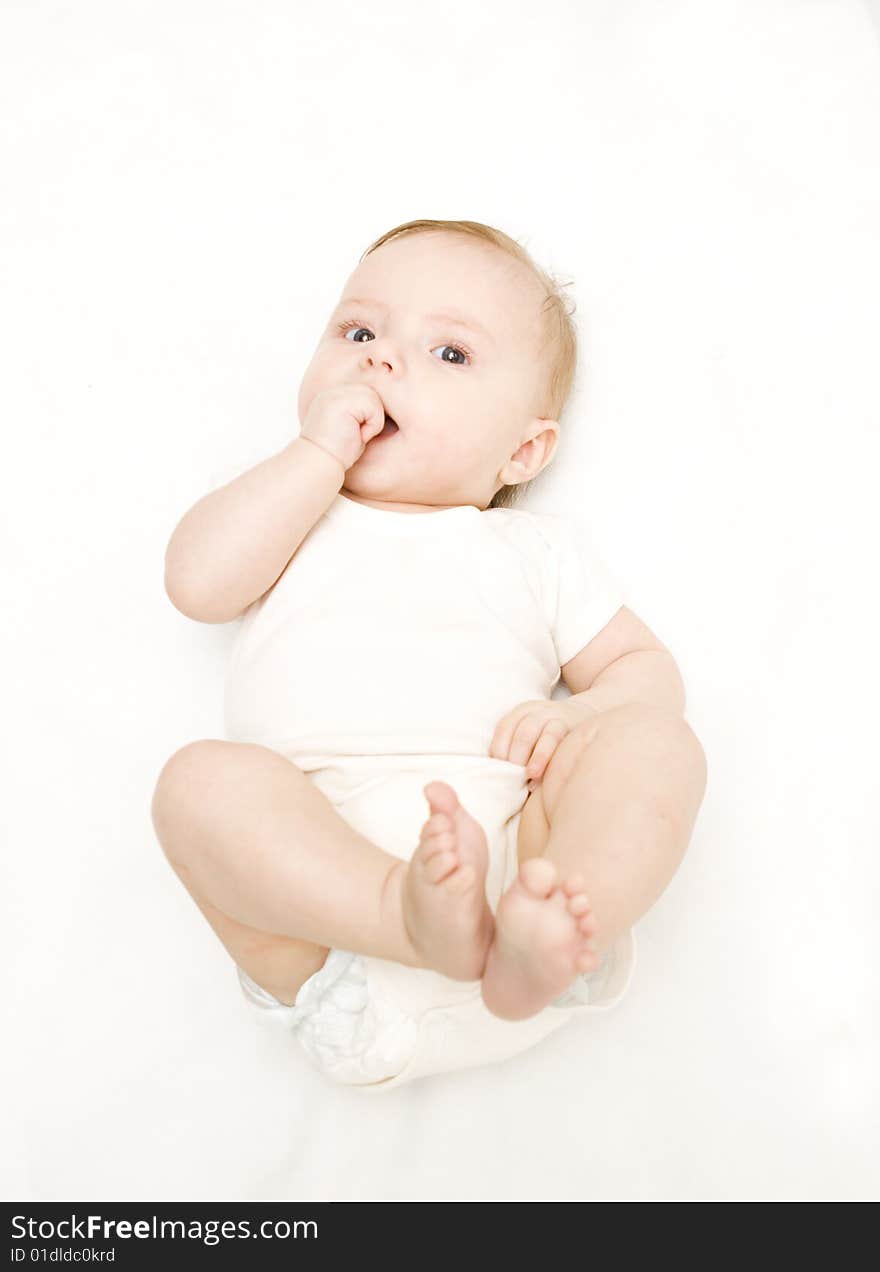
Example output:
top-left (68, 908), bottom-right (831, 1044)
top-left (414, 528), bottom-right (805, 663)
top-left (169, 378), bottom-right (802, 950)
top-left (151, 738), bottom-right (234, 825)
top-left (154, 737), bottom-right (220, 790)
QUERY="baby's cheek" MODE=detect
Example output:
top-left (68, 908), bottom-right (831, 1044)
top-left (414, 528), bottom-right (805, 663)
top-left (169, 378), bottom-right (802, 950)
top-left (443, 430), bottom-right (489, 471)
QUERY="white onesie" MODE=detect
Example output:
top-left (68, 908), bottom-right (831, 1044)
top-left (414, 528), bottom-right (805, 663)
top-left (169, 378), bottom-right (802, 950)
top-left (224, 491), bottom-right (627, 759)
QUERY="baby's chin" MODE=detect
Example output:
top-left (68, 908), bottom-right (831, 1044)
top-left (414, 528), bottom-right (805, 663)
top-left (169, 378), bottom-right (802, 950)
top-left (349, 437), bottom-right (408, 479)
top-left (344, 462), bottom-right (444, 507)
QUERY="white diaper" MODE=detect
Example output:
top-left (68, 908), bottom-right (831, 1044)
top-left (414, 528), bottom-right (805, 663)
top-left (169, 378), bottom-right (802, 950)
top-left (237, 951), bottom-right (421, 1084)
top-left (236, 753), bottom-right (638, 1092)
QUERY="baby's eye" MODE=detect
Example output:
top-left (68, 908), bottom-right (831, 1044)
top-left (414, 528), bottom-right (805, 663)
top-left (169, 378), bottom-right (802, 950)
top-left (430, 343), bottom-right (472, 366)
top-left (338, 321), bottom-right (374, 343)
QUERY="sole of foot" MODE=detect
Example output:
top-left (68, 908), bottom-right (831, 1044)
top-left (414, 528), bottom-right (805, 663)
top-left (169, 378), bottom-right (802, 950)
top-left (480, 857), bottom-right (601, 1021)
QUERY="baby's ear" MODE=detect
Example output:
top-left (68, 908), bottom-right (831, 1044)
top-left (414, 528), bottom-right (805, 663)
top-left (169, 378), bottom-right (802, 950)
top-left (528, 417), bottom-right (560, 470)
top-left (501, 419), bottom-right (559, 484)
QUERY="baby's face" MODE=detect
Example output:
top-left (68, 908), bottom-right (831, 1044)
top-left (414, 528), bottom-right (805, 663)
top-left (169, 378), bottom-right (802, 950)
top-left (297, 231), bottom-right (559, 511)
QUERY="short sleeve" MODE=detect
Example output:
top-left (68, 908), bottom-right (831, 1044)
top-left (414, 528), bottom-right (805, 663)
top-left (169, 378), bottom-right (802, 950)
top-left (532, 513), bottom-right (627, 667)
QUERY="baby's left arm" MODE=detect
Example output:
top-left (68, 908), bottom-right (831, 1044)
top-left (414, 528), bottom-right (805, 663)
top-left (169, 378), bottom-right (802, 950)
top-left (489, 605), bottom-right (687, 785)
top-left (559, 604), bottom-right (686, 717)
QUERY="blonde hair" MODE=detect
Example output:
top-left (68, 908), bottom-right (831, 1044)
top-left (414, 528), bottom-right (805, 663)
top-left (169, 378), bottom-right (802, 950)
top-left (359, 219), bottom-right (578, 509)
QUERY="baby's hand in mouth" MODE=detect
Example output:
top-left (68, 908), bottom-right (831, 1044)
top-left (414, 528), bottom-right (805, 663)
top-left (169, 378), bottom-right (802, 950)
top-left (376, 414), bottom-right (399, 438)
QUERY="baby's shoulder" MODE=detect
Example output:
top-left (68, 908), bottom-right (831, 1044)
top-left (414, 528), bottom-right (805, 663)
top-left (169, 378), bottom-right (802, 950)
top-left (482, 505), bottom-right (569, 562)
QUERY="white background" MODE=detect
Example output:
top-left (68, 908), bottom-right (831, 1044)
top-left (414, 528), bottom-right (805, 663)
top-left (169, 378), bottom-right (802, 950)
top-left (2, 0), bottom-right (878, 1201)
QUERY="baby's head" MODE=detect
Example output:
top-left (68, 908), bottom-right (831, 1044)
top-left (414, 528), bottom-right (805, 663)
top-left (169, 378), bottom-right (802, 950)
top-left (297, 220), bottom-right (577, 512)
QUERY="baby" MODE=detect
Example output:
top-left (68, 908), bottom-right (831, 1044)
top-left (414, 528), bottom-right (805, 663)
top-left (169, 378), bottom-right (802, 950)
top-left (152, 220), bottom-right (707, 1090)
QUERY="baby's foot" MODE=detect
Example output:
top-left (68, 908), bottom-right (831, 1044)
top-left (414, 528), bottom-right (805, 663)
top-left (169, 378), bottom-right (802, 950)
top-left (400, 780), bottom-right (496, 982)
top-left (480, 858), bottom-right (601, 1021)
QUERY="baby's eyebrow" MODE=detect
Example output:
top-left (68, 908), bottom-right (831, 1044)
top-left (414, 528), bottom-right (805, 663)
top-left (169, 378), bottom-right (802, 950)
top-left (336, 296), bottom-right (496, 347)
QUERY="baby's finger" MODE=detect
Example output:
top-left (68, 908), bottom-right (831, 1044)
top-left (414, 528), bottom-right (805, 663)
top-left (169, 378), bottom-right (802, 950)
top-left (526, 720), bottom-right (568, 779)
top-left (507, 716), bottom-right (544, 768)
top-left (526, 744), bottom-right (555, 781)
top-left (489, 710), bottom-right (531, 762)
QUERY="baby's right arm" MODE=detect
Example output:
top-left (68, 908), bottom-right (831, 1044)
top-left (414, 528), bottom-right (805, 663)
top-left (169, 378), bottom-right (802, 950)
top-left (165, 437), bottom-right (343, 625)
top-left (163, 383), bottom-right (387, 624)
top-left (164, 438), bottom-right (345, 624)
top-left (165, 386), bottom-right (384, 625)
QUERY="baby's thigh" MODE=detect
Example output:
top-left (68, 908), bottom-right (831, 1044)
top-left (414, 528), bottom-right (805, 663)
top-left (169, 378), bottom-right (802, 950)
top-left (166, 851), bottom-right (329, 1005)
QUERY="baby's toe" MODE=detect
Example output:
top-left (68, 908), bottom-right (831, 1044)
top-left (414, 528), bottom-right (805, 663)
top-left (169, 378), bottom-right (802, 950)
top-left (567, 893), bottom-right (591, 917)
top-left (561, 873), bottom-right (586, 896)
top-left (577, 912), bottom-right (597, 937)
top-left (421, 812), bottom-right (451, 839)
top-left (419, 829), bottom-right (455, 862)
top-left (518, 857), bottom-right (559, 898)
top-left (423, 849), bottom-right (458, 883)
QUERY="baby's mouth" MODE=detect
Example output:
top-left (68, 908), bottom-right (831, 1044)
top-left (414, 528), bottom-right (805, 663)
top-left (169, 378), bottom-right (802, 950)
top-left (379, 413), bottom-right (400, 438)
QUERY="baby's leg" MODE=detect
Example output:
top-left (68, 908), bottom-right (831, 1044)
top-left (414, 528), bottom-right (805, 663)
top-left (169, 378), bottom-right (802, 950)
top-left (161, 856), bottom-right (329, 1006)
top-left (482, 705), bottom-right (706, 1020)
top-left (150, 740), bottom-right (421, 1005)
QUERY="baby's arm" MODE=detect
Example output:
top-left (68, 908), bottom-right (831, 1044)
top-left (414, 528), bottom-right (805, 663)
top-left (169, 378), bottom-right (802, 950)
top-left (164, 437), bottom-right (344, 624)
